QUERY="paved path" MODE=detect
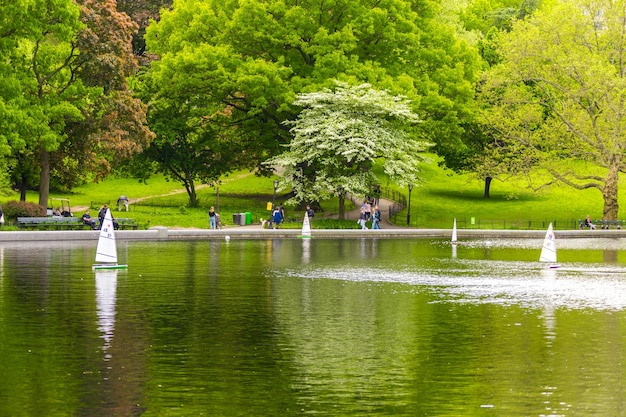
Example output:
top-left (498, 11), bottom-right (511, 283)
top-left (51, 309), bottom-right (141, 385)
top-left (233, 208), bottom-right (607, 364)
top-left (333, 197), bottom-right (404, 229)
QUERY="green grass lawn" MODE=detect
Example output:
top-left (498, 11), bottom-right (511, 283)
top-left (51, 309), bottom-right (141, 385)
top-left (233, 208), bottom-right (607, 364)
top-left (6, 154), bottom-right (612, 230)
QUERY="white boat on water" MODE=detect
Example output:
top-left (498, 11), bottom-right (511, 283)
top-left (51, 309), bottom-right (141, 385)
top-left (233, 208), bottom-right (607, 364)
top-left (93, 208), bottom-right (127, 270)
top-left (299, 212), bottom-right (312, 239)
top-left (539, 223), bottom-right (559, 269)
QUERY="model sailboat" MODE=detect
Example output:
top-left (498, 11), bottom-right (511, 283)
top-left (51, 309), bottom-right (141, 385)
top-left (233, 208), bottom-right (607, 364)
top-left (93, 208), bottom-right (127, 270)
top-left (299, 212), bottom-right (312, 238)
top-left (539, 223), bottom-right (559, 269)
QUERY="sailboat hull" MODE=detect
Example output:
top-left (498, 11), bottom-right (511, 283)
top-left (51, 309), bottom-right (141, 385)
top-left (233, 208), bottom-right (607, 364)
top-left (93, 264), bottom-right (128, 270)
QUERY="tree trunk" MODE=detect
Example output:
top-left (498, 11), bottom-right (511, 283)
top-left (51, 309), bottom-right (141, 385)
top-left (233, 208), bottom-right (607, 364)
top-left (19, 173), bottom-right (27, 202)
top-left (602, 161), bottom-right (619, 220)
top-left (185, 177), bottom-right (198, 207)
top-left (38, 148), bottom-right (50, 210)
top-left (484, 176), bottom-right (492, 198)
top-left (338, 193), bottom-right (345, 220)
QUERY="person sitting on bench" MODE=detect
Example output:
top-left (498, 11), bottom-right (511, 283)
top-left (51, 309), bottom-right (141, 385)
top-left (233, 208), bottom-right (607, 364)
top-left (81, 210), bottom-right (97, 229)
top-left (583, 215), bottom-right (596, 230)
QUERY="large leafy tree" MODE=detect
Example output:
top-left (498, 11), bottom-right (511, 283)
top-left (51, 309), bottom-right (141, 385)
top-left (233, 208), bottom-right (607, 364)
top-left (56, 0), bottom-right (154, 188)
top-left (0, 0), bottom-right (89, 206)
top-left (266, 82), bottom-right (429, 219)
top-left (440, 0), bottom-right (541, 198)
top-left (479, 0), bottom-right (626, 219)
top-left (142, 0), bottom-right (479, 179)
top-left (137, 91), bottom-right (249, 206)
top-left (0, 0), bottom-right (152, 206)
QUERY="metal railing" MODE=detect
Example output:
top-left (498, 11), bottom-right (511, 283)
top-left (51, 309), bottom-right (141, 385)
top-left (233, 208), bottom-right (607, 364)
top-left (386, 215), bottom-right (586, 230)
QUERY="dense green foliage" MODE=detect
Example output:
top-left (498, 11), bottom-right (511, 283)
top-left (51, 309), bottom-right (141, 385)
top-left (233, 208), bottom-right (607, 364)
top-left (0, 0), bottom-right (152, 206)
top-left (478, 0), bottom-right (626, 220)
top-left (4, 0), bottom-right (626, 227)
top-left (266, 82), bottom-right (429, 218)
top-left (138, 0), bottom-right (480, 206)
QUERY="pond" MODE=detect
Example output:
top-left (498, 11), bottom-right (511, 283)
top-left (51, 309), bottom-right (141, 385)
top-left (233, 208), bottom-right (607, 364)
top-left (2, 237), bottom-right (626, 416)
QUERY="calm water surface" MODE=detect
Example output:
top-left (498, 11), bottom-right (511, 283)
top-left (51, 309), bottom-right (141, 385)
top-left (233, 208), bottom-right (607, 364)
top-left (2, 237), bottom-right (626, 416)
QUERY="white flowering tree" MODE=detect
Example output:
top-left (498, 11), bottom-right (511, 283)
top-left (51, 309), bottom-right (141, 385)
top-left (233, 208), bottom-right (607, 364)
top-left (266, 82), bottom-right (431, 219)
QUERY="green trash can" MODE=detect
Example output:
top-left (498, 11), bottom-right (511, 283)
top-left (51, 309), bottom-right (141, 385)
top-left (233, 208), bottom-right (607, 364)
top-left (245, 211), bottom-right (252, 225)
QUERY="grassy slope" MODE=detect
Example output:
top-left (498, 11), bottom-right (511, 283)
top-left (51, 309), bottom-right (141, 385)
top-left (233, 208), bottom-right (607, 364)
top-left (409, 160), bottom-right (603, 229)
top-left (11, 155), bottom-right (610, 229)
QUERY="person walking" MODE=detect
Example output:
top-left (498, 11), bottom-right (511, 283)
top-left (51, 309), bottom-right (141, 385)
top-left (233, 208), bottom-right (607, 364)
top-left (372, 205), bottom-right (381, 229)
top-left (306, 205), bottom-right (315, 219)
top-left (279, 204), bottom-right (286, 226)
top-left (364, 200), bottom-right (372, 221)
top-left (272, 206), bottom-right (283, 229)
top-left (358, 208), bottom-right (368, 230)
top-left (98, 204), bottom-right (108, 229)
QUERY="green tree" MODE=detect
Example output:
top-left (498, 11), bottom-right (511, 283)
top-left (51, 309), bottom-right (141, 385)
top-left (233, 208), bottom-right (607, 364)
top-left (478, 0), bottom-right (626, 219)
top-left (441, 0), bottom-right (541, 199)
top-left (265, 82), bottom-right (429, 219)
top-left (143, 0), bottom-right (479, 178)
top-left (137, 94), bottom-right (249, 206)
top-left (0, 0), bottom-right (89, 206)
top-left (0, 0), bottom-right (152, 205)
top-left (56, 0), bottom-right (154, 188)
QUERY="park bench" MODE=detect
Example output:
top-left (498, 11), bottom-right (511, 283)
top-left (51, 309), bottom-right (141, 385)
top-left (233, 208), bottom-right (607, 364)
top-left (598, 219), bottom-right (625, 229)
top-left (578, 219), bottom-right (625, 230)
top-left (17, 216), bottom-right (139, 230)
top-left (18, 216), bottom-right (91, 230)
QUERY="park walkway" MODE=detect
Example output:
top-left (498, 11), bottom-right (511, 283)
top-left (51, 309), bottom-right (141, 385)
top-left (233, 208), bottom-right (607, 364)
top-left (324, 195), bottom-right (404, 229)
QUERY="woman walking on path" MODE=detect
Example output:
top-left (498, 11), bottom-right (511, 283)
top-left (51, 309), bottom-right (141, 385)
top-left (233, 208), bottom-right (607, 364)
top-left (358, 208), bottom-right (368, 230)
top-left (372, 205), bottom-right (381, 229)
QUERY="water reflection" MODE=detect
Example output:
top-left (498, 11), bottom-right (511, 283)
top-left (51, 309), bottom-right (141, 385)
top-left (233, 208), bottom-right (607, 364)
top-left (284, 257), bottom-right (626, 311)
top-left (302, 238), bottom-right (311, 264)
top-left (95, 269), bottom-right (118, 354)
top-left (4, 238), bottom-right (626, 416)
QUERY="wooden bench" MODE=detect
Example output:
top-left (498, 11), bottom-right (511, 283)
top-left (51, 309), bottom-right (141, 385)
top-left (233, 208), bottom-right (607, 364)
top-left (17, 216), bottom-right (139, 230)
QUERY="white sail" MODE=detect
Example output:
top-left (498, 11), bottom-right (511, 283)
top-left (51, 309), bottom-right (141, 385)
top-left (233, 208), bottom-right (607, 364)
top-left (95, 209), bottom-right (118, 264)
top-left (451, 218), bottom-right (457, 242)
top-left (539, 223), bottom-right (557, 264)
top-left (301, 212), bottom-right (312, 237)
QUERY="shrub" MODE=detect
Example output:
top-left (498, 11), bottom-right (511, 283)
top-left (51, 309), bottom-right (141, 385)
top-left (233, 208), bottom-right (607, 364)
top-left (3, 201), bottom-right (46, 219)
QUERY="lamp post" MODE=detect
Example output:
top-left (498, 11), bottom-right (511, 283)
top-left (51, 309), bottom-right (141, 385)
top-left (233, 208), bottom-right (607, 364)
top-left (272, 179), bottom-right (279, 209)
top-left (407, 183), bottom-right (413, 226)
